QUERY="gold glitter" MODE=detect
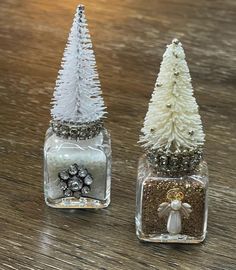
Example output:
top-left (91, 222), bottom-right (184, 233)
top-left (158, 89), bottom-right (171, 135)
top-left (142, 176), bottom-right (206, 237)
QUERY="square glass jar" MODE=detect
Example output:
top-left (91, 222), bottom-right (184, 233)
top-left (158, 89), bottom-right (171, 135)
top-left (44, 128), bottom-right (111, 208)
top-left (136, 155), bottom-right (208, 243)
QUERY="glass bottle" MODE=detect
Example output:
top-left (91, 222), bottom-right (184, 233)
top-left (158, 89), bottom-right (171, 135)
top-left (43, 5), bottom-right (111, 209)
top-left (44, 120), bottom-right (111, 208)
top-left (136, 151), bottom-right (208, 243)
top-left (136, 38), bottom-right (208, 243)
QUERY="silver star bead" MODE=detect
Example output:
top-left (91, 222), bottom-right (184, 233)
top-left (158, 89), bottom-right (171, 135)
top-left (173, 52), bottom-right (178, 58)
top-left (174, 71), bottom-right (179, 76)
top-left (189, 130), bottom-right (194, 136)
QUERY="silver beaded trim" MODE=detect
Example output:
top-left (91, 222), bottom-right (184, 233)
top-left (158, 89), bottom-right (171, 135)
top-left (146, 147), bottom-right (203, 175)
top-left (50, 119), bottom-right (104, 140)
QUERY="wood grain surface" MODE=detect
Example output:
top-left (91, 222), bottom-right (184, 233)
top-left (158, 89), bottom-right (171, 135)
top-left (0, 0), bottom-right (235, 269)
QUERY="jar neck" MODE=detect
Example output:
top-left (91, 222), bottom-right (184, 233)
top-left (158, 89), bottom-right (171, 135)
top-left (50, 119), bottom-right (104, 141)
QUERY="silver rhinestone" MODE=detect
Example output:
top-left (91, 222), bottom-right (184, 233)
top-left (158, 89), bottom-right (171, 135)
top-left (60, 182), bottom-right (67, 191)
top-left (170, 157), bottom-right (178, 165)
top-left (68, 179), bottom-right (83, 192)
top-left (74, 191), bottom-right (81, 198)
top-left (61, 130), bottom-right (68, 137)
top-left (174, 150), bottom-right (180, 155)
top-left (84, 175), bottom-right (93, 185)
top-left (81, 186), bottom-right (90, 194)
top-left (161, 161), bottom-right (167, 166)
top-left (160, 155), bottom-right (167, 161)
top-left (53, 126), bottom-right (58, 132)
top-left (64, 189), bottom-right (73, 197)
top-left (68, 164), bottom-right (78, 176)
top-left (78, 169), bottom-right (88, 178)
top-left (189, 149), bottom-right (195, 155)
top-left (70, 128), bottom-right (78, 138)
top-left (59, 170), bottom-right (70, 181)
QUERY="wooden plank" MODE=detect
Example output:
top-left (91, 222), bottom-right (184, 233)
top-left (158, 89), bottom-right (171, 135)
top-left (0, 0), bottom-right (235, 269)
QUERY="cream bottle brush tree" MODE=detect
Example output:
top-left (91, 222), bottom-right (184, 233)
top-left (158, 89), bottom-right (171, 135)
top-left (140, 39), bottom-right (205, 153)
top-left (51, 5), bottom-right (106, 124)
top-left (135, 39), bottom-right (208, 243)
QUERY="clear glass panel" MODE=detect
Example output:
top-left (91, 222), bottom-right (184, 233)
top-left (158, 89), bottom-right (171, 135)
top-left (44, 128), bottom-right (111, 208)
top-left (136, 155), bottom-right (208, 243)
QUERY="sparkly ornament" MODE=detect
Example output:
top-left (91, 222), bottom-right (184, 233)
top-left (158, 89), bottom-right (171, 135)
top-left (58, 163), bottom-right (93, 198)
top-left (158, 189), bottom-right (192, 235)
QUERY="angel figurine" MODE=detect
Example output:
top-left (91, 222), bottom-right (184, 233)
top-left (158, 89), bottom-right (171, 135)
top-left (158, 188), bottom-right (192, 235)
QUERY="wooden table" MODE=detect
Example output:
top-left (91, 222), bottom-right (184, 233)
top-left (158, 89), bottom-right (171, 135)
top-left (0, 0), bottom-right (235, 269)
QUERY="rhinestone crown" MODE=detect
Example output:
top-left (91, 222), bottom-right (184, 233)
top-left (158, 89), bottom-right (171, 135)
top-left (51, 119), bottom-right (103, 140)
top-left (146, 147), bottom-right (203, 175)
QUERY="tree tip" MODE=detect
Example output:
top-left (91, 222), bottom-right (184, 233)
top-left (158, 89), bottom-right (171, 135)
top-left (78, 4), bottom-right (85, 11)
top-left (172, 38), bottom-right (180, 45)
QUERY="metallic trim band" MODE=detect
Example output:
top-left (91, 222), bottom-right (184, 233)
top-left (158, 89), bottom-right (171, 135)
top-left (50, 119), bottom-right (104, 140)
top-left (146, 147), bottom-right (203, 175)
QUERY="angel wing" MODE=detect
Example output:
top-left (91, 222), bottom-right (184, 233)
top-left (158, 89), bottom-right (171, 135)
top-left (158, 202), bottom-right (171, 218)
top-left (181, 203), bottom-right (192, 218)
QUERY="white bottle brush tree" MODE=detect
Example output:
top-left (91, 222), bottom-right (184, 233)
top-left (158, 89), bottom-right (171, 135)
top-left (140, 39), bottom-right (205, 153)
top-left (51, 5), bottom-right (106, 124)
